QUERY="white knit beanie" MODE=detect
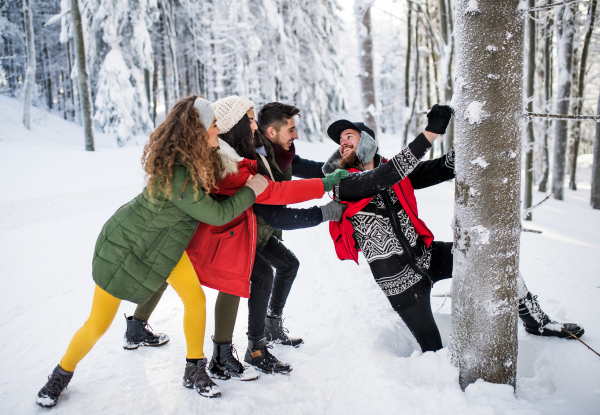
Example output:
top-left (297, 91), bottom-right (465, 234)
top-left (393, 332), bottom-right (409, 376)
top-left (212, 95), bottom-right (255, 134)
top-left (194, 97), bottom-right (214, 130)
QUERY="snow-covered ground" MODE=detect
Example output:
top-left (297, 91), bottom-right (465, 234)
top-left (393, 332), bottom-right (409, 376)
top-left (1, 96), bottom-right (599, 414)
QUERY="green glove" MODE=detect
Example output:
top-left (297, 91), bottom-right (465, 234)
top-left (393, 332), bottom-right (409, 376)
top-left (321, 169), bottom-right (349, 192)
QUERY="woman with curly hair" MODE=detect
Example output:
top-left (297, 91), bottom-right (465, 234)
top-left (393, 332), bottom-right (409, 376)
top-left (36, 96), bottom-right (270, 407)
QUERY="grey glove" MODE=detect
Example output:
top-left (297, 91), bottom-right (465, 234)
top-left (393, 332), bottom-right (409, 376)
top-left (320, 200), bottom-right (347, 222)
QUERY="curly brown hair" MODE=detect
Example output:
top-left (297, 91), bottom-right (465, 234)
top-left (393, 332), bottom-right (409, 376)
top-left (142, 95), bottom-right (221, 198)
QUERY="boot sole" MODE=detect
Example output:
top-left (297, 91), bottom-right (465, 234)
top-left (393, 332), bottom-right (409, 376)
top-left (248, 365), bottom-right (293, 375)
top-left (525, 327), bottom-right (585, 338)
top-left (182, 380), bottom-right (222, 398)
top-left (123, 339), bottom-right (170, 350)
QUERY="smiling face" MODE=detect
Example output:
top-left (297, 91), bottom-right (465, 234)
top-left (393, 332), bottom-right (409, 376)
top-left (339, 129), bottom-right (361, 157)
top-left (268, 117), bottom-right (298, 151)
top-left (206, 116), bottom-right (220, 148)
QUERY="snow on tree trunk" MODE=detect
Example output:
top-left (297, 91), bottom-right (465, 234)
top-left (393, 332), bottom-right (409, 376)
top-left (569, 0), bottom-right (597, 191)
top-left (538, 7), bottom-right (553, 193)
top-left (592, 90), bottom-right (600, 209)
top-left (551, 4), bottom-right (576, 201)
top-left (71, 0), bottom-right (94, 151)
top-left (22, 0), bottom-right (36, 130)
top-left (450, 0), bottom-right (523, 390)
top-left (524, 0), bottom-right (535, 220)
top-left (354, 1), bottom-right (377, 135)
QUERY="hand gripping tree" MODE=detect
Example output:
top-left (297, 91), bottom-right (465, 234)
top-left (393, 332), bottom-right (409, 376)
top-left (450, 0), bottom-right (524, 390)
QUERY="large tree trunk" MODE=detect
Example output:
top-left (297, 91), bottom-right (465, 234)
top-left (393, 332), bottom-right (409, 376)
top-left (592, 90), bottom-right (600, 209)
top-left (524, 0), bottom-right (536, 220)
top-left (538, 6), bottom-right (553, 193)
top-left (569, 0), bottom-right (597, 190)
top-left (552, 4), bottom-right (576, 200)
top-left (22, 0), bottom-right (36, 130)
top-left (71, 0), bottom-right (95, 151)
top-left (450, 0), bottom-right (523, 390)
top-left (354, 1), bottom-right (377, 135)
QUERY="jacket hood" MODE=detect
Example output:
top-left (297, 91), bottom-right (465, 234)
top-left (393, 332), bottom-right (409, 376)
top-left (321, 131), bottom-right (378, 175)
top-left (218, 138), bottom-right (243, 178)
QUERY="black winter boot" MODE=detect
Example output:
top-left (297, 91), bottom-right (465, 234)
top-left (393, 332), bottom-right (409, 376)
top-left (518, 292), bottom-right (584, 338)
top-left (244, 336), bottom-right (292, 374)
top-left (265, 316), bottom-right (304, 347)
top-left (208, 341), bottom-right (259, 381)
top-left (182, 358), bottom-right (221, 398)
top-left (36, 365), bottom-right (73, 407)
top-left (123, 315), bottom-right (170, 350)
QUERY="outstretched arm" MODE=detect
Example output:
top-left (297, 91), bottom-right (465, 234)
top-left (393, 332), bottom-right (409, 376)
top-left (335, 133), bottom-right (433, 202)
top-left (408, 147), bottom-right (455, 189)
top-left (254, 204), bottom-right (323, 230)
top-left (291, 155), bottom-right (325, 179)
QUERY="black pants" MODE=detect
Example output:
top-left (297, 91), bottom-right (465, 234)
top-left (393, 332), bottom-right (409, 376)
top-left (247, 236), bottom-right (300, 339)
top-left (393, 242), bottom-right (453, 352)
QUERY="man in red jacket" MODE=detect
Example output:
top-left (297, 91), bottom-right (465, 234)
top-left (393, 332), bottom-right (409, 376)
top-left (324, 105), bottom-right (584, 352)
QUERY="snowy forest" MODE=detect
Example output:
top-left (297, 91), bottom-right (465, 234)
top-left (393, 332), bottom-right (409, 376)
top-left (1, 0), bottom-right (600, 414)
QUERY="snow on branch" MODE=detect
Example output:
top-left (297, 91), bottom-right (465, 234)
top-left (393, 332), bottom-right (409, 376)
top-left (525, 112), bottom-right (600, 121)
top-left (522, 0), bottom-right (584, 12)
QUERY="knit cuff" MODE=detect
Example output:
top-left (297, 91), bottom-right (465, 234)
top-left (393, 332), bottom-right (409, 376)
top-left (408, 133), bottom-right (432, 160)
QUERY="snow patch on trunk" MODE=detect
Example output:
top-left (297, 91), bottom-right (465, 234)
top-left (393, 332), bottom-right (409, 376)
top-left (466, 101), bottom-right (487, 124)
top-left (471, 156), bottom-right (489, 168)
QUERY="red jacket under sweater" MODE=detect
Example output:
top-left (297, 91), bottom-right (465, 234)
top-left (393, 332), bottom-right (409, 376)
top-left (329, 163), bottom-right (434, 264)
top-left (186, 141), bottom-right (324, 297)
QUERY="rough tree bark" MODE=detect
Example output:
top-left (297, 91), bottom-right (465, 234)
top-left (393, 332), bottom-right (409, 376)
top-left (354, 1), bottom-right (377, 135)
top-left (569, 0), bottom-right (597, 190)
top-left (22, 0), bottom-right (36, 130)
top-left (592, 90), bottom-right (600, 209)
top-left (450, 0), bottom-right (523, 390)
top-left (538, 5), bottom-right (553, 193)
top-left (524, 0), bottom-right (536, 220)
top-left (71, 0), bottom-right (94, 151)
top-left (552, 4), bottom-right (576, 200)
top-left (405, 5), bottom-right (413, 109)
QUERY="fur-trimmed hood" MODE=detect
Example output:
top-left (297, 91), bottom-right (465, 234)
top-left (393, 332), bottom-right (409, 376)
top-left (322, 131), bottom-right (378, 175)
top-left (217, 138), bottom-right (243, 178)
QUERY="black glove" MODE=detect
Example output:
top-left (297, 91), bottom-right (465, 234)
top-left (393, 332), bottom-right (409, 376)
top-left (425, 104), bottom-right (454, 135)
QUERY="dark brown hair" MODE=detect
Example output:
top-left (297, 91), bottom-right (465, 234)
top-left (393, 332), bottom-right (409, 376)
top-left (257, 102), bottom-right (300, 134)
top-left (141, 95), bottom-right (221, 198)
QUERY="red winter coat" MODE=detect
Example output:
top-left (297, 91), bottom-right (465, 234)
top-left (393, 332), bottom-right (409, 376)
top-left (329, 164), bottom-right (434, 264)
top-left (186, 144), bottom-right (324, 298)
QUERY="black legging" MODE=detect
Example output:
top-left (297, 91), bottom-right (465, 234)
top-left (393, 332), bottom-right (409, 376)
top-left (393, 242), bottom-right (453, 352)
top-left (247, 236), bottom-right (300, 339)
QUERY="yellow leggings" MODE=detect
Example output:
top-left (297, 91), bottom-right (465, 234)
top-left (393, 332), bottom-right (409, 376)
top-left (59, 252), bottom-right (206, 372)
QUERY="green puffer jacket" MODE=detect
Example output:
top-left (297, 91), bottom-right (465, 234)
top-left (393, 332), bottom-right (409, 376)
top-left (92, 162), bottom-right (256, 304)
top-left (255, 131), bottom-right (292, 251)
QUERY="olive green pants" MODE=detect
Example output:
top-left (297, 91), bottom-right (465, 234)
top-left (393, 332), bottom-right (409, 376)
top-left (133, 284), bottom-right (240, 343)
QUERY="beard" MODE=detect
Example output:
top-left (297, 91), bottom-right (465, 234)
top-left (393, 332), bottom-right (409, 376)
top-left (339, 148), bottom-right (359, 169)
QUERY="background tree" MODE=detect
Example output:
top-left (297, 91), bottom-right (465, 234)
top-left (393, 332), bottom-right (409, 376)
top-left (592, 89), bottom-right (600, 208)
top-left (524, 0), bottom-right (536, 221)
top-left (552, 4), bottom-right (577, 200)
top-left (354, 0), bottom-right (377, 135)
top-left (22, 0), bottom-right (36, 129)
top-left (71, 0), bottom-right (94, 151)
top-left (450, 0), bottom-right (523, 389)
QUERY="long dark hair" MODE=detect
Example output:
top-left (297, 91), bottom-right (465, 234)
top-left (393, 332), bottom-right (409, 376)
top-left (219, 113), bottom-right (259, 160)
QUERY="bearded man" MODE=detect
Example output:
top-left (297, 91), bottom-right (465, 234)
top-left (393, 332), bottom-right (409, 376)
top-left (323, 105), bottom-right (584, 352)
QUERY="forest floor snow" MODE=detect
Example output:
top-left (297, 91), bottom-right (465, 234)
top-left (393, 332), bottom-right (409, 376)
top-left (0, 96), bottom-right (599, 414)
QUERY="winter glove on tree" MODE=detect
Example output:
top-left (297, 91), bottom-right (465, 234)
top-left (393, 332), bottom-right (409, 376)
top-left (320, 200), bottom-right (347, 222)
top-left (245, 174), bottom-right (269, 197)
top-left (425, 104), bottom-right (454, 135)
top-left (321, 169), bottom-right (349, 192)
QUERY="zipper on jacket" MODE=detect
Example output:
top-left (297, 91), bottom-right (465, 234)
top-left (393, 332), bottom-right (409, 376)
top-left (248, 209), bottom-right (256, 281)
top-left (142, 227), bottom-right (170, 260)
top-left (381, 191), bottom-right (433, 286)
